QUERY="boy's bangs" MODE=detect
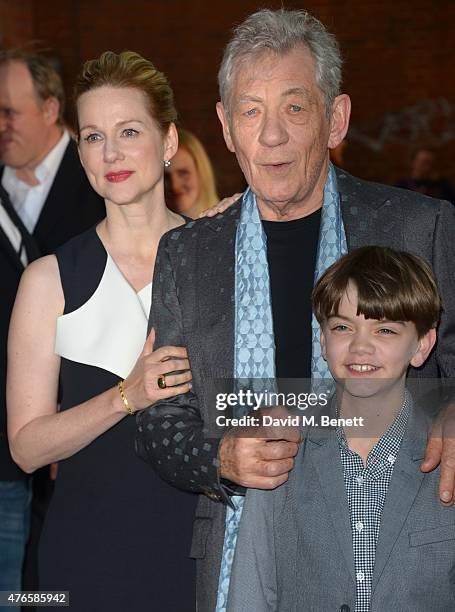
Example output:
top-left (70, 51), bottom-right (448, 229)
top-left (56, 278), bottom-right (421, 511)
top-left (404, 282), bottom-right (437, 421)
top-left (312, 246), bottom-right (441, 337)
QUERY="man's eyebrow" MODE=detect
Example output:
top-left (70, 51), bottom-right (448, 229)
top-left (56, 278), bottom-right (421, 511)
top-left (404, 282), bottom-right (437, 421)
top-left (236, 87), bottom-right (311, 103)
top-left (237, 94), bottom-right (263, 104)
top-left (281, 86), bottom-right (312, 98)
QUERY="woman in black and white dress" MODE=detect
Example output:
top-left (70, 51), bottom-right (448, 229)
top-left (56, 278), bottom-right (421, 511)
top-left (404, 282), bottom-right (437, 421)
top-left (7, 51), bottom-right (196, 611)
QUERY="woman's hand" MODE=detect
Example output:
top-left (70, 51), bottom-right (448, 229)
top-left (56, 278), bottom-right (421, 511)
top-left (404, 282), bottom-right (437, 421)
top-left (122, 328), bottom-right (192, 411)
top-left (7, 259), bottom-right (191, 473)
top-left (199, 193), bottom-right (243, 218)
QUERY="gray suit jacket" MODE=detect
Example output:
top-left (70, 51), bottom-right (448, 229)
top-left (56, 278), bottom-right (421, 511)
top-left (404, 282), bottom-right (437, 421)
top-left (136, 168), bottom-right (455, 612)
top-left (227, 407), bottom-right (455, 612)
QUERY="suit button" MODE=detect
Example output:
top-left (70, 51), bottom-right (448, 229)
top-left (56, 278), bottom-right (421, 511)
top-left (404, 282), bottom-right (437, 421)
top-left (339, 606), bottom-right (350, 612)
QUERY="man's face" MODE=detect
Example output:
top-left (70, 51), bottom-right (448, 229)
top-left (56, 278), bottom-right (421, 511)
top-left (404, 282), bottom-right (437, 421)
top-left (217, 45), bottom-right (350, 219)
top-left (412, 150), bottom-right (435, 180)
top-left (320, 282), bottom-right (435, 401)
top-left (0, 60), bottom-right (53, 169)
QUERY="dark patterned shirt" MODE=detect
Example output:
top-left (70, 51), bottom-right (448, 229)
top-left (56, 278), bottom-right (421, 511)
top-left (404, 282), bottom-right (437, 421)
top-left (336, 395), bottom-right (410, 612)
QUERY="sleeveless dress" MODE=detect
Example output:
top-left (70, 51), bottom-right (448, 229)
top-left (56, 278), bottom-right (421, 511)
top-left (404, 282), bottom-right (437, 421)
top-left (38, 226), bottom-right (196, 611)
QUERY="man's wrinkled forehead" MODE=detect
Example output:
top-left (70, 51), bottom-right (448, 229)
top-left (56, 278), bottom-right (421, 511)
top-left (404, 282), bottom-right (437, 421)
top-left (228, 45), bottom-right (320, 108)
top-left (0, 60), bottom-right (37, 106)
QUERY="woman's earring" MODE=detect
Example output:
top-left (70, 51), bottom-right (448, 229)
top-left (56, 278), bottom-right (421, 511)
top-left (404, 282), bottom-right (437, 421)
top-left (163, 159), bottom-right (171, 168)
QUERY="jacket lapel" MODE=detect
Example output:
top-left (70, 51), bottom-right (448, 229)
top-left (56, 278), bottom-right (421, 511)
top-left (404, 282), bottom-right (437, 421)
top-left (0, 185), bottom-right (40, 269)
top-left (306, 428), bottom-right (356, 582)
top-left (371, 408), bottom-right (427, 593)
top-left (33, 140), bottom-right (76, 243)
top-left (0, 223), bottom-right (22, 271)
top-left (195, 204), bottom-right (240, 380)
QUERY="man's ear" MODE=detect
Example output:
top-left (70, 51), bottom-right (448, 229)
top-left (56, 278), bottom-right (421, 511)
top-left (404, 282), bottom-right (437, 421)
top-left (410, 328), bottom-right (437, 368)
top-left (216, 102), bottom-right (235, 153)
top-left (163, 122), bottom-right (178, 162)
top-left (42, 96), bottom-right (60, 126)
top-left (328, 94), bottom-right (351, 150)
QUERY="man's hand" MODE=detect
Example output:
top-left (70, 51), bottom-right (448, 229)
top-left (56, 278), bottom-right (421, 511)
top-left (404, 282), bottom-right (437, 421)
top-left (421, 404), bottom-right (455, 505)
top-left (219, 407), bottom-right (302, 489)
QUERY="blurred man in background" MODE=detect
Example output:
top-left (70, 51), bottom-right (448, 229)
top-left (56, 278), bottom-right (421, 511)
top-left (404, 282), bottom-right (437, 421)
top-left (0, 50), bottom-right (104, 253)
top-left (0, 50), bottom-right (104, 597)
top-left (0, 182), bottom-right (38, 601)
top-left (396, 147), bottom-right (455, 205)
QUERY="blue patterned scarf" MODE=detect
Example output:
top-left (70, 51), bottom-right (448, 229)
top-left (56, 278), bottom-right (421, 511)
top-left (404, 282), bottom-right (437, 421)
top-left (216, 163), bottom-right (347, 611)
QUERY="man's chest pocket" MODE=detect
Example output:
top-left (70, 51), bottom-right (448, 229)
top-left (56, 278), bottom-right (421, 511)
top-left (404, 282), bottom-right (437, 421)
top-left (409, 523), bottom-right (455, 547)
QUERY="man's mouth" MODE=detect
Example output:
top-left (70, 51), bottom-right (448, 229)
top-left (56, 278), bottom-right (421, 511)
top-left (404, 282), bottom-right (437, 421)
top-left (260, 161), bottom-right (292, 172)
top-left (0, 136), bottom-right (14, 147)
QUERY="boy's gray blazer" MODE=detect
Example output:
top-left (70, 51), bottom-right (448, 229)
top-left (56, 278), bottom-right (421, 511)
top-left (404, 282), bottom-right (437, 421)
top-left (136, 169), bottom-right (455, 612)
top-left (227, 408), bottom-right (455, 612)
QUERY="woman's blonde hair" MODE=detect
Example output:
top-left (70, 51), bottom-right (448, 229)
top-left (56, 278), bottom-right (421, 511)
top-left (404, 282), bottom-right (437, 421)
top-left (74, 50), bottom-right (177, 133)
top-left (177, 128), bottom-right (219, 215)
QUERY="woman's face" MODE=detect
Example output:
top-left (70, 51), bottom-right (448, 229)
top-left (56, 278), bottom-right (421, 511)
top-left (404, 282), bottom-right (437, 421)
top-left (165, 146), bottom-right (201, 215)
top-left (77, 85), bottom-right (176, 207)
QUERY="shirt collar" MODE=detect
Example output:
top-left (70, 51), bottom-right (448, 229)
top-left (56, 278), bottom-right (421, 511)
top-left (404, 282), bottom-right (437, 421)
top-left (337, 391), bottom-right (411, 468)
top-left (34, 129), bottom-right (70, 183)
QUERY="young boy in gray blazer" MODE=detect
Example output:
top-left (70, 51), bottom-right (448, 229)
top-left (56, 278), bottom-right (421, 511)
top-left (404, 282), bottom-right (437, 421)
top-left (227, 246), bottom-right (455, 612)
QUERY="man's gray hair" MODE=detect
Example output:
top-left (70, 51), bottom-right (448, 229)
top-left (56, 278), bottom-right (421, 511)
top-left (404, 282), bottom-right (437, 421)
top-left (218, 8), bottom-right (342, 117)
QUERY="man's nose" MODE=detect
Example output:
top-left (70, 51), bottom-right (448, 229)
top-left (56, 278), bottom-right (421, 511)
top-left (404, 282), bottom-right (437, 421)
top-left (258, 109), bottom-right (289, 147)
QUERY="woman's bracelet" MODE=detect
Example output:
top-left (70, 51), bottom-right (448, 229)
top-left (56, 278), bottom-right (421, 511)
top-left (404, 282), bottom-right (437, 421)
top-left (117, 380), bottom-right (135, 416)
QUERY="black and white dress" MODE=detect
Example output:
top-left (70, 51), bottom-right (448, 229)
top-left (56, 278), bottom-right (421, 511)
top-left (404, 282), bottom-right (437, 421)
top-left (38, 226), bottom-right (196, 611)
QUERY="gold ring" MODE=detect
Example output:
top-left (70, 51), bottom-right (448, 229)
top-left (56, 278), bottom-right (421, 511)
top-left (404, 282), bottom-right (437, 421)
top-left (157, 374), bottom-right (167, 389)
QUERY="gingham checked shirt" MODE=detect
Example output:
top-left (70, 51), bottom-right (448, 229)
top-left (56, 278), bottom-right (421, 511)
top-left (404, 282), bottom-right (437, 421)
top-left (336, 395), bottom-right (410, 612)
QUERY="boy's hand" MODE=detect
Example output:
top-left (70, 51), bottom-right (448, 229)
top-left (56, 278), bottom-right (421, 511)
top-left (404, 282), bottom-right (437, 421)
top-left (219, 407), bottom-right (302, 489)
top-left (421, 403), bottom-right (455, 505)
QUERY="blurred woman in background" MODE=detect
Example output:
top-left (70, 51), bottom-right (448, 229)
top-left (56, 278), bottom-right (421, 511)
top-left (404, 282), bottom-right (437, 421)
top-left (165, 127), bottom-right (219, 217)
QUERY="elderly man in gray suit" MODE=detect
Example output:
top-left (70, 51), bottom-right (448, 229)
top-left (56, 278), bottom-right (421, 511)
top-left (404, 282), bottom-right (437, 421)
top-left (136, 8), bottom-right (455, 612)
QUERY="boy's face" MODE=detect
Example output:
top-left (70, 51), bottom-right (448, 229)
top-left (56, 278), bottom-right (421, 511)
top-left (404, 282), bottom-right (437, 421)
top-left (320, 282), bottom-right (436, 399)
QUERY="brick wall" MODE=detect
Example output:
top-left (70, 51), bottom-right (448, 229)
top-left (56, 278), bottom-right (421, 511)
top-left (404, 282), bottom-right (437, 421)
top-left (1, 0), bottom-right (454, 195)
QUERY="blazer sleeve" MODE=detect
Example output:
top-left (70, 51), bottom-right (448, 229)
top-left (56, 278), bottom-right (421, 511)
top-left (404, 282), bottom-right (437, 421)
top-left (135, 234), bottom-right (230, 504)
top-left (433, 200), bottom-right (455, 377)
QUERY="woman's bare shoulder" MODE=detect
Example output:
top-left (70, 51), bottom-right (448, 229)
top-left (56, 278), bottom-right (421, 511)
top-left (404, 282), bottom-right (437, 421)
top-left (17, 255), bottom-right (64, 312)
